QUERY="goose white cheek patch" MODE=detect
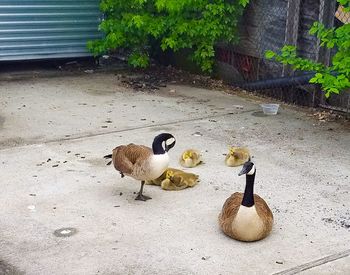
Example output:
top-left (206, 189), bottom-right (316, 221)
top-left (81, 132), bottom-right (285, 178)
top-left (166, 138), bottom-right (175, 146)
top-left (247, 164), bottom-right (255, 175)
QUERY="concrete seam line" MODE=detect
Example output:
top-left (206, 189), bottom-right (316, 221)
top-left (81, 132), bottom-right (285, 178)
top-left (60, 109), bottom-right (255, 141)
top-left (273, 249), bottom-right (350, 275)
top-left (0, 109), bottom-right (256, 152)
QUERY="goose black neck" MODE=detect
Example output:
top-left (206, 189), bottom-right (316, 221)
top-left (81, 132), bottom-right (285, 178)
top-left (241, 171), bottom-right (256, 207)
top-left (152, 135), bottom-right (166, 155)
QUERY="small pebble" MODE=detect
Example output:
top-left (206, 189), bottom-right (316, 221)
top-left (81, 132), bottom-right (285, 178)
top-left (192, 132), bottom-right (203, 137)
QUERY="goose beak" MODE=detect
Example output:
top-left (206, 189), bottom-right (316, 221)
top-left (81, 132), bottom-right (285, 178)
top-left (238, 161), bottom-right (254, 176)
top-left (238, 167), bottom-right (249, 176)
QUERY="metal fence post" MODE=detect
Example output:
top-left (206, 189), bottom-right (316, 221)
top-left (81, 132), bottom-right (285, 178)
top-left (282, 0), bottom-right (301, 77)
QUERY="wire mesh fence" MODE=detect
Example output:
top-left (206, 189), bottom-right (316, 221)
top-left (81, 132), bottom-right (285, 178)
top-left (215, 0), bottom-right (350, 113)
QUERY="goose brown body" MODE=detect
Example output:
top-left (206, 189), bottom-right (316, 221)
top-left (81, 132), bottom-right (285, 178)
top-left (112, 144), bottom-right (168, 181)
top-left (105, 133), bottom-right (175, 201)
top-left (218, 192), bottom-right (273, 242)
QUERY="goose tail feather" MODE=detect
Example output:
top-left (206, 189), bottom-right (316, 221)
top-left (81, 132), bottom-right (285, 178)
top-left (104, 154), bottom-right (113, 166)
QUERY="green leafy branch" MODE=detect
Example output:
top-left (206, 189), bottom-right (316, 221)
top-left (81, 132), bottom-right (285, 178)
top-left (265, 0), bottom-right (350, 98)
top-left (88, 0), bottom-right (249, 72)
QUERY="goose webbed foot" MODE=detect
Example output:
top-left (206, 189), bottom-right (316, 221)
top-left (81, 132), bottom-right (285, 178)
top-left (135, 193), bottom-right (152, 201)
top-left (120, 172), bottom-right (125, 178)
top-left (135, 181), bottom-right (152, 201)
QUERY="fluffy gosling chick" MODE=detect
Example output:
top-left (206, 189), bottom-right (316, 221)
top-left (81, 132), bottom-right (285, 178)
top-left (147, 168), bottom-right (199, 191)
top-left (179, 149), bottom-right (202, 168)
top-left (225, 147), bottom-right (250, 167)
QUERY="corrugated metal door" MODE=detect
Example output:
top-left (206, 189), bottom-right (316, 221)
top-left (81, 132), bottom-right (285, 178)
top-left (0, 0), bottom-right (101, 61)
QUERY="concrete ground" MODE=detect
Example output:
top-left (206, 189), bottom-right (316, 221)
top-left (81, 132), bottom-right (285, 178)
top-left (0, 72), bottom-right (349, 275)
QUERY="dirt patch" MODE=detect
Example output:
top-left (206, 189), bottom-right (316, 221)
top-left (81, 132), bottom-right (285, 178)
top-left (0, 115), bottom-right (5, 129)
top-left (116, 65), bottom-right (227, 92)
top-left (0, 136), bottom-right (44, 150)
top-left (84, 88), bottom-right (121, 96)
top-left (322, 213), bottom-right (350, 230)
top-left (0, 260), bottom-right (24, 275)
top-left (0, 137), bottom-right (27, 149)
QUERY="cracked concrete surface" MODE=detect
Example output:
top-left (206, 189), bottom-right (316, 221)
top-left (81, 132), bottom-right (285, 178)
top-left (0, 72), bottom-right (349, 274)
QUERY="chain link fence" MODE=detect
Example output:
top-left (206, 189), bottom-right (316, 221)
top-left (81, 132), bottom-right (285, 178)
top-left (215, 0), bottom-right (350, 113)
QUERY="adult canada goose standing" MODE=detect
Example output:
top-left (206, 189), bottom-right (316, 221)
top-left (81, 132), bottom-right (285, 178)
top-left (104, 133), bottom-right (176, 201)
top-left (218, 161), bottom-right (273, 241)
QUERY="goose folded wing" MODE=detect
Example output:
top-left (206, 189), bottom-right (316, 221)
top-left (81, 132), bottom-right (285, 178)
top-left (218, 192), bottom-right (242, 227)
top-left (113, 144), bottom-right (152, 174)
top-left (254, 195), bottom-right (274, 223)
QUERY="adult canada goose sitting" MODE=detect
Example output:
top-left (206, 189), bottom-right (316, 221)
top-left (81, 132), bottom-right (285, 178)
top-left (218, 161), bottom-right (273, 242)
top-left (104, 133), bottom-right (176, 201)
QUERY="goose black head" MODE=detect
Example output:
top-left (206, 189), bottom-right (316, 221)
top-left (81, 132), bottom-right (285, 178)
top-left (152, 133), bottom-right (176, 155)
top-left (238, 161), bottom-right (255, 176)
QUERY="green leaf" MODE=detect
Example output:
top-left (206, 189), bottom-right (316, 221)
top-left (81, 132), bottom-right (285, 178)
top-left (239, 0), bottom-right (250, 8)
top-left (265, 50), bottom-right (276, 59)
top-left (309, 76), bottom-right (318, 84)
